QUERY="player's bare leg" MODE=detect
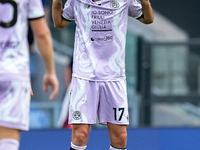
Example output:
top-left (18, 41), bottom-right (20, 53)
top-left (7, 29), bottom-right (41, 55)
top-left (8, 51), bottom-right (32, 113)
top-left (0, 126), bottom-right (20, 150)
top-left (0, 126), bottom-right (20, 140)
top-left (107, 122), bottom-right (127, 149)
top-left (70, 124), bottom-right (90, 149)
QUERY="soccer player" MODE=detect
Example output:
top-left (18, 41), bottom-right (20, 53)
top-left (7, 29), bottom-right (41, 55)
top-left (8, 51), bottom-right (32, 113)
top-left (52, 0), bottom-right (153, 149)
top-left (0, 0), bottom-right (59, 150)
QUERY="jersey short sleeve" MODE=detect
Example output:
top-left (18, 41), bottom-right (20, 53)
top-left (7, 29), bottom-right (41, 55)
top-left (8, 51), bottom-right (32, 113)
top-left (62, 0), bottom-right (75, 21)
top-left (128, 0), bottom-right (143, 18)
top-left (27, 0), bottom-right (45, 19)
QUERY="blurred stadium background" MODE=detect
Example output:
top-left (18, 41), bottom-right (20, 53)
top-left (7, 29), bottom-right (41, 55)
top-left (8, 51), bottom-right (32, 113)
top-left (20, 0), bottom-right (200, 149)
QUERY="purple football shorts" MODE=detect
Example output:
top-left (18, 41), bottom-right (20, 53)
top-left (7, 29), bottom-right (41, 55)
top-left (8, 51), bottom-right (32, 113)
top-left (68, 77), bottom-right (129, 125)
top-left (0, 81), bottom-right (30, 131)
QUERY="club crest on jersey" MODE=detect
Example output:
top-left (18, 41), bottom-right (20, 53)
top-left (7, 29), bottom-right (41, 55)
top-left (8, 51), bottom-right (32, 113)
top-left (73, 111), bottom-right (82, 120)
top-left (110, 0), bottom-right (119, 9)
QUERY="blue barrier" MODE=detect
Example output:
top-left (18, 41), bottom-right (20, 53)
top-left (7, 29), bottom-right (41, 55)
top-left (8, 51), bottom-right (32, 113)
top-left (20, 127), bottom-right (200, 150)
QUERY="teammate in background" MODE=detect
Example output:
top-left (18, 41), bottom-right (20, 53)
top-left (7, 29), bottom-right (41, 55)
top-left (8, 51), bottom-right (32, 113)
top-left (52, 0), bottom-right (153, 149)
top-left (0, 0), bottom-right (59, 150)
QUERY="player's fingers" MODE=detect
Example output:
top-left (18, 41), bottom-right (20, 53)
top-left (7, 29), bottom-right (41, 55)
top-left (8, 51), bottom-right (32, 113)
top-left (44, 83), bottom-right (48, 92)
top-left (49, 84), bottom-right (58, 101)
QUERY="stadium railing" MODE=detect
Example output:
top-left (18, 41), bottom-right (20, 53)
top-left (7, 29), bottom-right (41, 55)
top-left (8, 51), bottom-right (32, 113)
top-left (137, 38), bottom-right (200, 127)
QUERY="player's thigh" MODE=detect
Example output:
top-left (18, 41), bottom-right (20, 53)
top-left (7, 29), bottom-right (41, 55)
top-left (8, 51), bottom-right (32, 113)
top-left (0, 126), bottom-right (20, 140)
top-left (0, 80), bottom-right (31, 132)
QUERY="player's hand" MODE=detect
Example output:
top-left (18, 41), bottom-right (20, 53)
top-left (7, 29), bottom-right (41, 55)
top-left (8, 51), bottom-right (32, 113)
top-left (43, 73), bottom-right (59, 101)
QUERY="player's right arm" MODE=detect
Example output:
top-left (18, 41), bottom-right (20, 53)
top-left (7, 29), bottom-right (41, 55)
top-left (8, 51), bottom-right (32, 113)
top-left (52, 0), bottom-right (71, 29)
top-left (137, 0), bottom-right (154, 24)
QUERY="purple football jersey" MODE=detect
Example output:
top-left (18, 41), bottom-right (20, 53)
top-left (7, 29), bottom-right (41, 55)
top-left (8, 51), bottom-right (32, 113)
top-left (62, 0), bottom-right (142, 81)
top-left (0, 0), bottom-right (44, 81)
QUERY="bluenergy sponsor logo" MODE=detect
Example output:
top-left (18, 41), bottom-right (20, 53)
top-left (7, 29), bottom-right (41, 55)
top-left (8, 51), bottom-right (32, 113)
top-left (91, 33), bottom-right (114, 43)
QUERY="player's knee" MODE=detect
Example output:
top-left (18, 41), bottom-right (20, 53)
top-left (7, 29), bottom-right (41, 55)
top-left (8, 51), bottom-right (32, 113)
top-left (72, 125), bottom-right (90, 145)
top-left (112, 132), bottom-right (127, 147)
top-left (118, 132), bottom-right (127, 144)
top-left (73, 130), bottom-right (88, 144)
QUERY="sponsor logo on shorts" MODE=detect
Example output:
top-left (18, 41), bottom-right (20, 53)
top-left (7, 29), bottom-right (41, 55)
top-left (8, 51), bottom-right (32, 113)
top-left (73, 111), bottom-right (82, 120)
top-left (126, 115), bottom-right (129, 121)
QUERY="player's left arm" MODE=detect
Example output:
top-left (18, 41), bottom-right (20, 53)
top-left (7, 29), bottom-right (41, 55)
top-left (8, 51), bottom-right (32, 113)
top-left (52, 0), bottom-right (71, 29)
top-left (137, 0), bottom-right (154, 24)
